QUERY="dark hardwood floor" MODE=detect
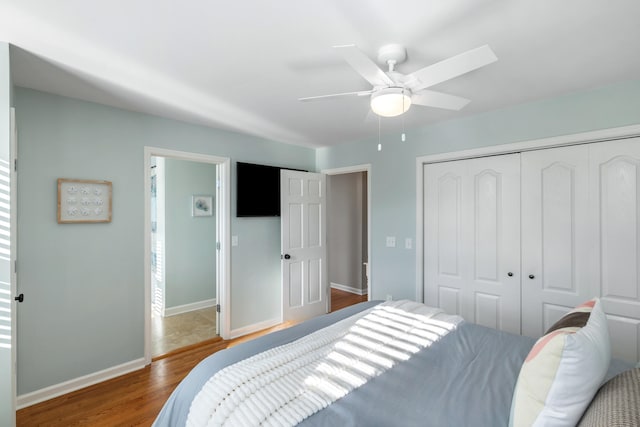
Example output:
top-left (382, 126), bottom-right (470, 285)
top-left (16, 289), bottom-right (367, 426)
top-left (330, 287), bottom-right (368, 311)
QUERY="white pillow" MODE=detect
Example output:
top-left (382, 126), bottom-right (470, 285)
top-left (509, 299), bottom-right (611, 427)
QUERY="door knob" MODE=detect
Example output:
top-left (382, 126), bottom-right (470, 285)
top-left (283, 254), bottom-right (291, 260)
top-left (528, 274), bottom-right (535, 279)
top-left (507, 272), bottom-right (513, 277)
top-left (14, 293), bottom-right (24, 303)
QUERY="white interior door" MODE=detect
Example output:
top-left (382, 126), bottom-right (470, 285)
top-left (590, 138), bottom-right (640, 362)
top-left (281, 170), bottom-right (327, 323)
top-left (521, 145), bottom-right (592, 337)
top-left (424, 154), bottom-right (521, 334)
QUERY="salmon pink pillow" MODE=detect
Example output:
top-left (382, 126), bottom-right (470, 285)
top-left (509, 299), bottom-right (611, 427)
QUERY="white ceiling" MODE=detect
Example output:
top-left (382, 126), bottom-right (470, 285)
top-left (2, 0), bottom-right (640, 148)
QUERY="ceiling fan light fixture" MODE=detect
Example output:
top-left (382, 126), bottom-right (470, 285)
top-left (370, 87), bottom-right (411, 117)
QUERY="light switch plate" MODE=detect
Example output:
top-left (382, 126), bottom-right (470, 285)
top-left (405, 238), bottom-right (412, 249)
top-left (386, 236), bottom-right (396, 247)
top-left (231, 235), bottom-right (238, 246)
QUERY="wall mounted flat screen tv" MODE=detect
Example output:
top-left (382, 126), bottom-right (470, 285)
top-left (236, 162), bottom-right (306, 217)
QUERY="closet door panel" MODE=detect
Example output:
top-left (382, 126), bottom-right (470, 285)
top-left (606, 314), bottom-right (640, 363)
top-left (438, 173), bottom-right (462, 277)
top-left (521, 145), bottom-right (591, 338)
top-left (424, 154), bottom-right (520, 334)
top-left (424, 163), bottom-right (466, 318)
top-left (591, 138), bottom-right (640, 361)
top-left (438, 287), bottom-right (461, 317)
top-left (475, 293), bottom-right (501, 330)
top-left (597, 153), bottom-right (639, 304)
top-left (541, 164), bottom-right (575, 291)
top-left (474, 170), bottom-right (500, 281)
top-left (465, 155), bottom-right (521, 334)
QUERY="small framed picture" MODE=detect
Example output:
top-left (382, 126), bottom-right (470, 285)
top-left (192, 195), bottom-right (213, 217)
top-left (58, 178), bottom-right (112, 223)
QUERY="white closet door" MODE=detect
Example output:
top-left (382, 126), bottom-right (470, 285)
top-left (590, 138), bottom-right (640, 363)
top-left (521, 145), bottom-right (592, 338)
top-left (424, 154), bottom-right (521, 334)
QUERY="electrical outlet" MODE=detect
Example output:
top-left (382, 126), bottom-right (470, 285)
top-left (386, 294), bottom-right (393, 301)
top-left (231, 235), bottom-right (238, 246)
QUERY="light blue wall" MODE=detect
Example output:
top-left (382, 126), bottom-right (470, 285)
top-left (317, 78), bottom-right (640, 302)
top-left (164, 158), bottom-right (216, 308)
top-left (15, 88), bottom-right (314, 395)
top-left (0, 41), bottom-right (14, 427)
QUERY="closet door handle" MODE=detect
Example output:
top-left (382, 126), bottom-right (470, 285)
top-left (283, 254), bottom-right (291, 260)
top-left (507, 272), bottom-right (513, 277)
top-left (14, 293), bottom-right (24, 303)
top-left (528, 274), bottom-right (535, 279)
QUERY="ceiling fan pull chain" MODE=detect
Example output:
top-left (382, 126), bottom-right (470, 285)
top-left (401, 91), bottom-right (407, 142)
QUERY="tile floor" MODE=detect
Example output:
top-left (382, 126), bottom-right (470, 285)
top-left (151, 290), bottom-right (365, 357)
top-left (151, 306), bottom-right (217, 356)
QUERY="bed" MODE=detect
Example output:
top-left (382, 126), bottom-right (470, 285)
top-left (153, 299), bottom-right (637, 427)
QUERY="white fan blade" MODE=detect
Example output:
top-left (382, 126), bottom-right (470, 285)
top-left (334, 44), bottom-right (394, 87)
top-left (364, 109), bottom-right (377, 123)
top-left (411, 90), bottom-right (471, 111)
top-left (299, 90), bottom-right (373, 102)
top-left (408, 45), bottom-right (497, 92)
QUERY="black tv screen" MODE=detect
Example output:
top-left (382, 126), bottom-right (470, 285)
top-left (236, 162), bottom-right (305, 217)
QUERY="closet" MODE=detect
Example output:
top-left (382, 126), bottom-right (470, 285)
top-left (423, 138), bottom-right (640, 363)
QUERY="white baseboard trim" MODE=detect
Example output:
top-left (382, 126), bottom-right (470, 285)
top-left (229, 317), bottom-right (281, 340)
top-left (17, 357), bottom-right (146, 409)
top-left (331, 282), bottom-right (367, 296)
top-left (164, 298), bottom-right (216, 317)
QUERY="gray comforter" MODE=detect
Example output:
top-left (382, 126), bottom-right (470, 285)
top-left (153, 301), bottom-right (629, 426)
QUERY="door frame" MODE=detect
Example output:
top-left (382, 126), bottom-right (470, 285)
top-left (9, 107), bottom-right (17, 425)
top-left (143, 147), bottom-right (231, 364)
top-left (415, 123), bottom-right (640, 304)
top-left (321, 164), bottom-right (372, 303)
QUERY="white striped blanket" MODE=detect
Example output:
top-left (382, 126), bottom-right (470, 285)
top-left (186, 300), bottom-right (462, 427)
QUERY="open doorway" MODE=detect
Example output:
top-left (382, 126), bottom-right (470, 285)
top-left (144, 147), bottom-right (230, 363)
top-left (150, 156), bottom-right (217, 356)
top-left (324, 164), bottom-right (371, 311)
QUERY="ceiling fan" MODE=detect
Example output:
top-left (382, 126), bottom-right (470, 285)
top-left (299, 44), bottom-right (498, 117)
